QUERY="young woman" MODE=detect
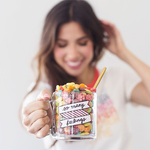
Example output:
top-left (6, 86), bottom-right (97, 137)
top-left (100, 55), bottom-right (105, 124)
top-left (21, 0), bottom-right (150, 150)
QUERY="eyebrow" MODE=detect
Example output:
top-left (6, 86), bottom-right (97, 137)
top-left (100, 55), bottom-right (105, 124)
top-left (57, 36), bottom-right (89, 42)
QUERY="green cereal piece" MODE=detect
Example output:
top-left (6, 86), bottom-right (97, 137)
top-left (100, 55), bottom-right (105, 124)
top-left (56, 90), bottom-right (62, 97)
top-left (81, 91), bottom-right (86, 95)
top-left (80, 132), bottom-right (89, 135)
top-left (85, 89), bottom-right (92, 94)
top-left (77, 132), bottom-right (81, 135)
top-left (87, 108), bottom-right (91, 113)
top-left (89, 124), bottom-right (92, 130)
top-left (89, 101), bottom-right (93, 107)
top-left (56, 101), bottom-right (59, 107)
top-left (73, 89), bottom-right (80, 91)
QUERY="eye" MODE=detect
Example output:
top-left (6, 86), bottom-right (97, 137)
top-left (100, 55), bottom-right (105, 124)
top-left (57, 44), bottom-right (67, 48)
top-left (79, 41), bottom-right (88, 46)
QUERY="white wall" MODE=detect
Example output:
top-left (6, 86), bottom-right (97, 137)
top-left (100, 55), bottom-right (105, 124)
top-left (0, 0), bottom-right (150, 150)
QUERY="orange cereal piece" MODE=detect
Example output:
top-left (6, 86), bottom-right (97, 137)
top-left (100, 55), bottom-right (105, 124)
top-left (80, 83), bottom-right (87, 88)
top-left (67, 85), bottom-right (73, 91)
top-left (78, 125), bottom-right (85, 132)
top-left (84, 126), bottom-right (91, 132)
top-left (64, 127), bottom-right (70, 133)
top-left (56, 114), bottom-right (59, 120)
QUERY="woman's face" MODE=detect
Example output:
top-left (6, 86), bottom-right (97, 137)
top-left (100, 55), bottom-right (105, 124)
top-left (54, 21), bottom-right (94, 77)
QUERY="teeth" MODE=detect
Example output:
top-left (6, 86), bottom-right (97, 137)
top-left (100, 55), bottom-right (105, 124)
top-left (67, 61), bottom-right (81, 67)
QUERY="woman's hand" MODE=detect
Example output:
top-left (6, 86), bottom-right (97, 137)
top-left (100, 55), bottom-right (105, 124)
top-left (101, 20), bottom-right (128, 59)
top-left (22, 90), bottom-right (53, 138)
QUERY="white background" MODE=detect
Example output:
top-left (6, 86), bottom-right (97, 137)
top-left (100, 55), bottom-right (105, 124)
top-left (0, 0), bottom-right (150, 150)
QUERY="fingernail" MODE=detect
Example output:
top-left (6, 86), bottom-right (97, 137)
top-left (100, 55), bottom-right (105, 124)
top-left (44, 93), bottom-right (50, 99)
top-left (37, 132), bottom-right (42, 138)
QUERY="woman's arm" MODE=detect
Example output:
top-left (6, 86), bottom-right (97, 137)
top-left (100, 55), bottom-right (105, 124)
top-left (101, 20), bottom-right (150, 106)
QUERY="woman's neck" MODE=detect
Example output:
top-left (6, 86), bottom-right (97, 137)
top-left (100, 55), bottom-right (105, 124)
top-left (76, 66), bottom-right (95, 85)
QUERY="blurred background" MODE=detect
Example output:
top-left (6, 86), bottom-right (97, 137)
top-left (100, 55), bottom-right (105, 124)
top-left (0, 0), bottom-right (150, 150)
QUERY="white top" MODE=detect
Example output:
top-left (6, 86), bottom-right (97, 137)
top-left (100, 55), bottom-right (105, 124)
top-left (23, 67), bottom-right (141, 150)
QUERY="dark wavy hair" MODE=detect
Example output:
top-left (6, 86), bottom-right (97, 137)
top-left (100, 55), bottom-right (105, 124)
top-left (19, 0), bottom-right (106, 148)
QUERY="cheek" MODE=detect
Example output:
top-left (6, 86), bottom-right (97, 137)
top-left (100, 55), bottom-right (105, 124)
top-left (53, 48), bottom-right (65, 63)
top-left (81, 43), bottom-right (94, 60)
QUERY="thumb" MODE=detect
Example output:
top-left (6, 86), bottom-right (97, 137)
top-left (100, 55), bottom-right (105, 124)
top-left (37, 90), bottom-right (51, 101)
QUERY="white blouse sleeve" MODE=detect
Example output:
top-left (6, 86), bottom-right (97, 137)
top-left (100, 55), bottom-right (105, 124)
top-left (124, 67), bottom-right (142, 102)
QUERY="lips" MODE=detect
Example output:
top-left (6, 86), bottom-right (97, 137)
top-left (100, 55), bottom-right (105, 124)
top-left (66, 60), bottom-right (82, 69)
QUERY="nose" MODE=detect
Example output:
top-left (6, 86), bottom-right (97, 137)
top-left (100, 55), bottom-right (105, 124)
top-left (67, 44), bottom-right (80, 60)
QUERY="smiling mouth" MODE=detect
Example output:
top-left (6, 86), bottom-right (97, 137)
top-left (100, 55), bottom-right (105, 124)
top-left (66, 61), bottom-right (82, 69)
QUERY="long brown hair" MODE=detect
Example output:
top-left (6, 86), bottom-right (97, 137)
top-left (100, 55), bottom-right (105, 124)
top-left (20, 0), bottom-right (106, 148)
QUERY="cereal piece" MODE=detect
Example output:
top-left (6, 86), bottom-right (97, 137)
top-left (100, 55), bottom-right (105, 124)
top-left (67, 82), bottom-right (75, 86)
top-left (56, 114), bottom-right (59, 120)
top-left (60, 86), bottom-right (64, 91)
top-left (73, 84), bottom-right (80, 89)
top-left (90, 113), bottom-right (93, 120)
top-left (84, 123), bottom-right (91, 126)
top-left (87, 108), bottom-right (92, 113)
top-left (85, 89), bottom-right (92, 94)
top-left (84, 108), bottom-right (91, 113)
top-left (79, 87), bottom-right (86, 91)
top-left (84, 126), bottom-right (91, 132)
top-left (62, 91), bottom-right (69, 100)
top-left (90, 88), bottom-right (96, 92)
top-left (77, 93), bottom-right (86, 101)
top-left (73, 127), bottom-right (80, 134)
top-left (56, 85), bottom-right (60, 90)
top-left (79, 83), bottom-right (87, 88)
top-left (56, 90), bottom-right (62, 97)
top-left (81, 91), bottom-right (86, 95)
top-left (65, 97), bottom-right (72, 104)
top-left (64, 127), bottom-right (70, 133)
top-left (59, 101), bottom-right (66, 106)
top-left (86, 94), bottom-right (93, 101)
top-left (70, 91), bottom-right (79, 99)
top-left (78, 125), bottom-right (85, 132)
top-left (72, 99), bottom-right (79, 103)
top-left (80, 132), bottom-right (89, 135)
top-left (56, 107), bottom-right (59, 114)
top-left (73, 89), bottom-right (80, 92)
top-left (88, 101), bottom-right (93, 107)
top-left (59, 128), bottom-right (65, 134)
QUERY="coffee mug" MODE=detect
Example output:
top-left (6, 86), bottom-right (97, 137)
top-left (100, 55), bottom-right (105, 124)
top-left (49, 90), bottom-right (97, 141)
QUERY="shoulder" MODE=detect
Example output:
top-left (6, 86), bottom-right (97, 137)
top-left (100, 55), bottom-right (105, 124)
top-left (23, 81), bottom-right (52, 108)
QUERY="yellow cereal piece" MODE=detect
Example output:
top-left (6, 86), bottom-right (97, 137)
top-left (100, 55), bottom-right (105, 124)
top-left (56, 107), bottom-right (59, 114)
top-left (59, 101), bottom-right (66, 106)
top-left (84, 123), bottom-right (91, 126)
top-left (80, 132), bottom-right (89, 135)
top-left (56, 85), bottom-right (60, 90)
top-left (67, 82), bottom-right (75, 86)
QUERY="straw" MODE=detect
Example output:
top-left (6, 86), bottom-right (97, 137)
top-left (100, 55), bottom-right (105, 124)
top-left (93, 67), bottom-right (107, 89)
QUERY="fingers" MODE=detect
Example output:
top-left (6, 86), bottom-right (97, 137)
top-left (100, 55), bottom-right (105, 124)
top-left (23, 101), bottom-right (50, 116)
top-left (22, 89), bottom-right (53, 138)
top-left (27, 116), bottom-right (50, 134)
top-left (35, 124), bottom-right (50, 138)
top-left (23, 109), bottom-right (48, 126)
top-left (37, 90), bottom-right (51, 101)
